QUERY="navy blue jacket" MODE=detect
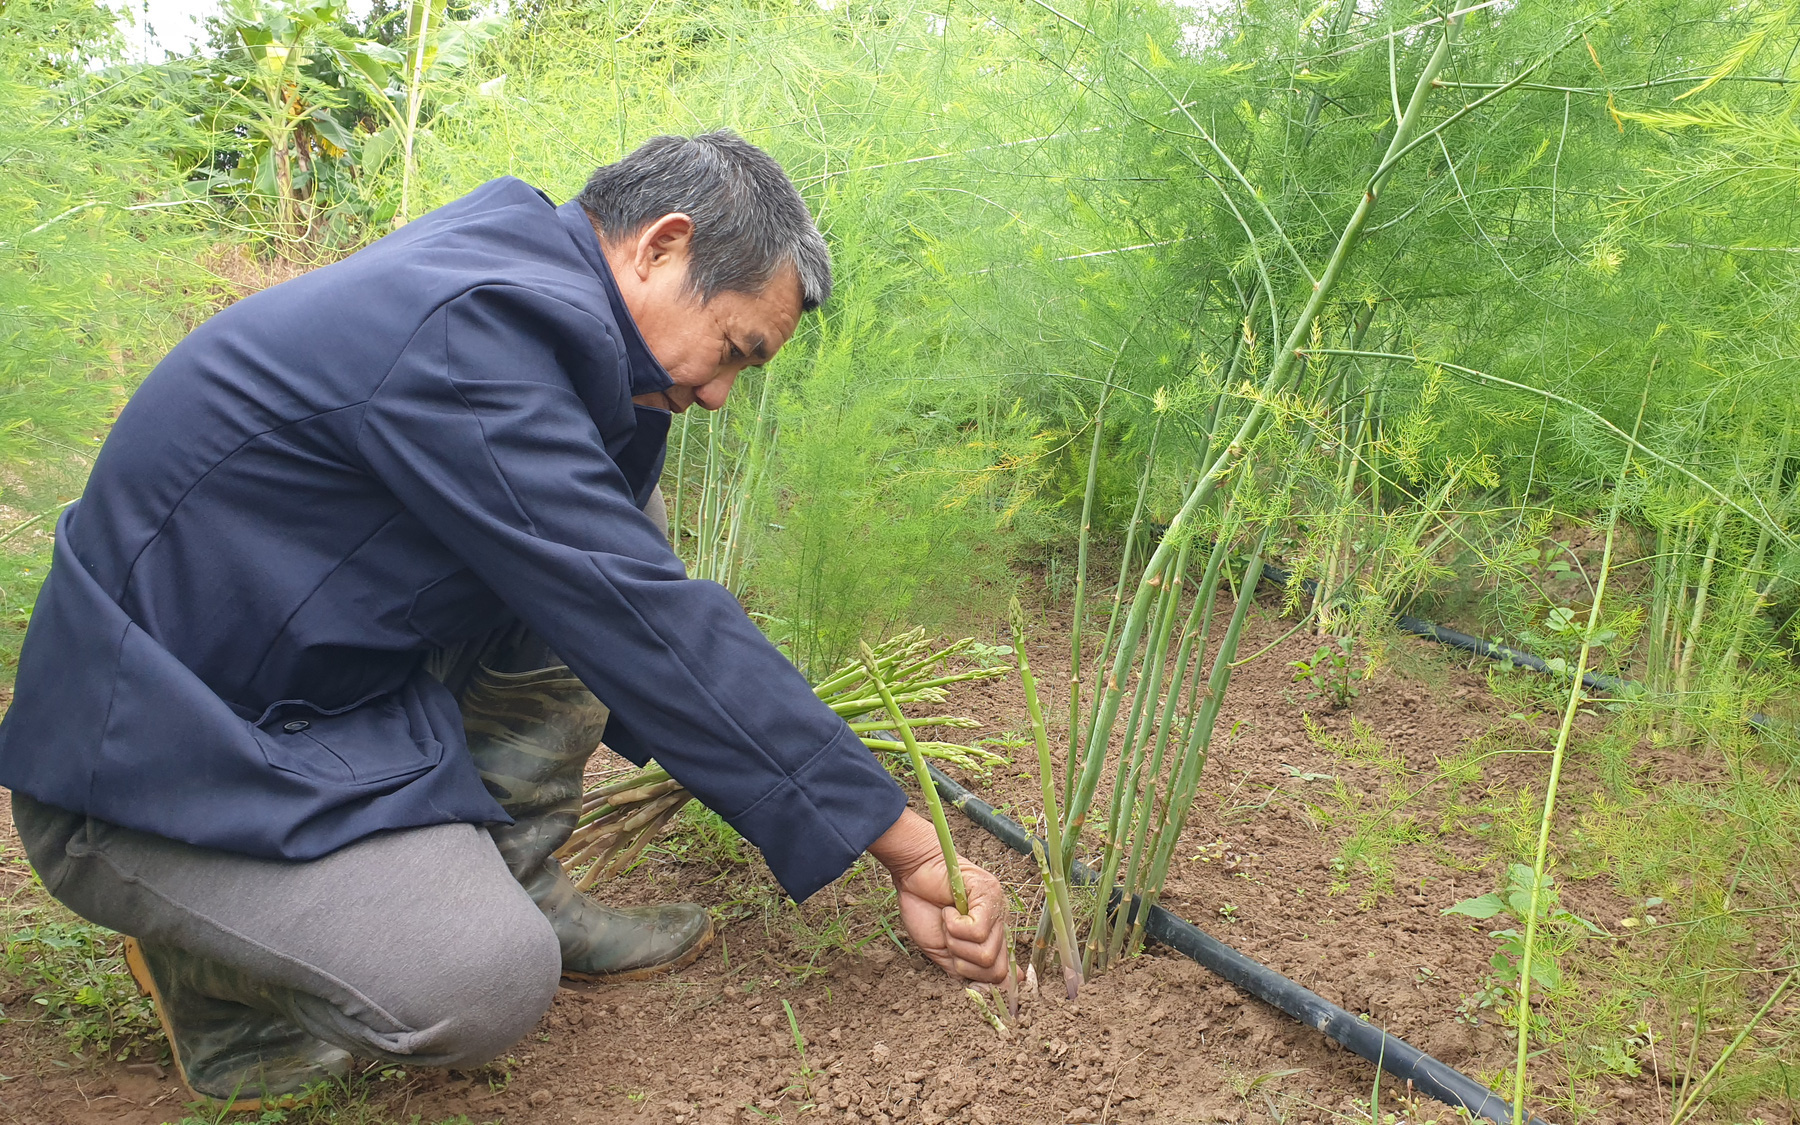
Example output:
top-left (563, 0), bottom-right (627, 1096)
top-left (0, 178), bottom-right (904, 902)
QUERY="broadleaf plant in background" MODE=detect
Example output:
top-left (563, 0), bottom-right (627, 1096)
top-left (189, 0), bottom-right (505, 246)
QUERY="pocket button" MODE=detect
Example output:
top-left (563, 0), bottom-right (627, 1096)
top-left (282, 720), bottom-right (312, 733)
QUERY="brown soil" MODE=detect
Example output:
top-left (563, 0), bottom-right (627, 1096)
top-left (0, 596), bottom-right (1762, 1125)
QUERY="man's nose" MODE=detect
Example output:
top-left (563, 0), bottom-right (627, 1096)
top-left (695, 369), bottom-right (739, 411)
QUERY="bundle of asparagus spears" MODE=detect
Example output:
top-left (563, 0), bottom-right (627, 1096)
top-left (556, 630), bottom-right (1009, 889)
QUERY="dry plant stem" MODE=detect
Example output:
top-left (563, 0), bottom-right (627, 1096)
top-left (857, 642), bottom-right (968, 915)
top-left (1063, 15), bottom-right (1464, 850)
top-left (1012, 599), bottom-right (1081, 1000)
top-left (1508, 386), bottom-right (1646, 1125)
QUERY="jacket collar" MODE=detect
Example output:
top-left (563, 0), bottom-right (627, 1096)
top-left (555, 200), bottom-right (673, 397)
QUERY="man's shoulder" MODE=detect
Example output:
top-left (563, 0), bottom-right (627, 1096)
top-left (202, 178), bottom-right (615, 363)
top-left (337, 178), bottom-right (604, 308)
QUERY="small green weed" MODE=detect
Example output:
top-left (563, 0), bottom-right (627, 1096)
top-left (1, 906), bottom-right (158, 1062)
top-left (1300, 717), bottom-right (1430, 904)
top-left (1303, 714), bottom-right (1398, 774)
top-left (1290, 635), bottom-right (1363, 708)
top-left (779, 998), bottom-right (823, 1107)
top-left (1444, 863), bottom-right (1603, 1027)
top-left (653, 801), bottom-right (748, 869)
top-left (164, 1075), bottom-right (502, 1124)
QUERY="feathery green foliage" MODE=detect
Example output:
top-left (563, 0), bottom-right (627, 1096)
top-left (2, 0), bottom-right (1799, 1114)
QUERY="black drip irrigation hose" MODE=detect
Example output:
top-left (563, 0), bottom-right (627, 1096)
top-left (925, 763), bottom-right (1551, 1125)
top-left (1258, 560), bottom-right (1782, 732)
top-left (1260, 561), bottom-right (1629, 695)
top-left (899, 549), bottom-right (1769, 1122)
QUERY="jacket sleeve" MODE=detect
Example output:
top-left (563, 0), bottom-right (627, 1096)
top-left (355, 285), bottom-right (906, 902)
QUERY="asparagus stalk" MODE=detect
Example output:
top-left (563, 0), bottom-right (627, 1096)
top-left (1128, 531), bottom-right (1270, 952)
top-left (566, 631), bottom-right (1005, 888)
top-left (1067, 366), bottom-right (1114, 805)
top-left (859, 641), bottom-right (968, 914)
top-left (861, 641), bottom-right (1021, 1018)
top-left (1508, 385), bottom-right (1647, 1125)
top-left (1063, 9), bottom-right (1466, 884)
top-left (1011, 598), bottom-right (1082, 1000)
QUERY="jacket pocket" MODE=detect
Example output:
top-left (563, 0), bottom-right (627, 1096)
top-left (253, 693), bottom-right (443, 787)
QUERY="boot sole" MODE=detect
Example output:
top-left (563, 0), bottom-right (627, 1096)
top-left (123, 937), bottom-right (317, 1115)
top-left (560, 914), bottom-right (716, 983)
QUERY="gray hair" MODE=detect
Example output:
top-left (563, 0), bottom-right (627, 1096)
top-left (577, 130), bottom-right (832, 311)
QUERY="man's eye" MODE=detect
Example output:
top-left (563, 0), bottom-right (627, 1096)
top-left (728, 344), bottom-right (744, 360)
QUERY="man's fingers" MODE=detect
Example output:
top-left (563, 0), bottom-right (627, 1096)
top-left (941, 905), bottom-right (1005, 965)
top-left (949, 952), bottom-right (1010, 984)
top-left (941, 864), bottom-right (1009, 976)
top-left (945, 945), bottom-right (1004, 983)
top-left (943, 903), bottom-right (995, 942)
top-left (896, 858), bottom-right (1011, 986)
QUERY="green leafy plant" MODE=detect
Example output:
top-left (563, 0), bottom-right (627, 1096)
top-left (1290, 636), bottom-right (1363, 708)
top-left (193, 0), bottom-right (505, 242)
top-left (1, 916), bottom-right (158, 1061)
top-left (1444, 862), bottom-right (1603, 1010)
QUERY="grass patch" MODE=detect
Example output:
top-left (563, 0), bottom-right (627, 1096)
top-left (1437, 713), bottom-right (1800, 1120)
top-left (0, 884), bottom-right (160, 1065)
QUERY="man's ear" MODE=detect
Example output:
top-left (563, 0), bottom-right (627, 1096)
top-left (630, 213), bottom-right (695, 282)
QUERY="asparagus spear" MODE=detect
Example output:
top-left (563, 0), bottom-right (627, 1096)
top-left (1011, 598), bottom-right (1082, 1000)
top-left (861, 641), bottom-right (1020, 1019)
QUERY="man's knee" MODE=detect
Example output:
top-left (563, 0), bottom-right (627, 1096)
top-left (375, 907), bottom-right (562, 1066)
top-left (11, 791), bottom-right (83, 897)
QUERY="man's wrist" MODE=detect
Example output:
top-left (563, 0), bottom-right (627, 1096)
top-left (867, 808), bottom-right (941, 878)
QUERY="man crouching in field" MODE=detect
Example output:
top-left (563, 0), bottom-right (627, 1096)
top-left (0, 130), bottom-right (1007, 1110)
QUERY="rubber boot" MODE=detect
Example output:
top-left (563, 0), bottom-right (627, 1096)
top-left (124, 937), bottom-right (351, 1112)
top-left (459, 659), bottom-right (713, 981)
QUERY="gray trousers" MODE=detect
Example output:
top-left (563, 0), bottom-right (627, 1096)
top-left (11, 792), bottom-right (561, 1068)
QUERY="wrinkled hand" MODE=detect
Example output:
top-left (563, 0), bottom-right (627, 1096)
top-left (868, 809), bottom-right (1010, 985)
top-left (893, 854), bottom-right (1010, 984)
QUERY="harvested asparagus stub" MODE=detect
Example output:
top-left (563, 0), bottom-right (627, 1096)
top-left (558, 631), bottom-right (1011, 886)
